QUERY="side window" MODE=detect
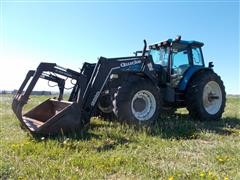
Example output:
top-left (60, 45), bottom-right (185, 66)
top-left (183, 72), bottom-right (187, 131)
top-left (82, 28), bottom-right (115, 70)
top-left (192, 48), bottom-right (203, 66)
top-left (172, 50), bottom-right (190, 75)
top-left (149, 48), bottom-right (169, 67)
top-left (150, 50), bottom-right (161, 64)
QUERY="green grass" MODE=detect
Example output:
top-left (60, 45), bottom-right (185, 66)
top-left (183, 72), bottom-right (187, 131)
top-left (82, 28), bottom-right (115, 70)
top-left (0, 95), bottom-right (240, 179)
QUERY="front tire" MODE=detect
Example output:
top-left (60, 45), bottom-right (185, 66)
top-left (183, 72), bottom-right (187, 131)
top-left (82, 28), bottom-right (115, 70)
top-left (113, 78), bottom-right (161, 125)
top-left (186, 71), bottom-right (226, 121)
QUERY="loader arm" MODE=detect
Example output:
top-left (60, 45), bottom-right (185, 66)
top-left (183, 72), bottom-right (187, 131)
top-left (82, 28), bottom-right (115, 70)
top-left (12, 69), bottom-right (66, 120)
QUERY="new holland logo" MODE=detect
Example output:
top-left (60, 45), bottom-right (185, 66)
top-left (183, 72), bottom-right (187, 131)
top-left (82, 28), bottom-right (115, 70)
top-left (120, 60), bottom-right (141, 67)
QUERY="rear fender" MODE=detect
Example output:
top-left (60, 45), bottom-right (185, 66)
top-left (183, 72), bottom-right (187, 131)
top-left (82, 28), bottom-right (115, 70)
top-left (178, 66), bottom-right (213, 91)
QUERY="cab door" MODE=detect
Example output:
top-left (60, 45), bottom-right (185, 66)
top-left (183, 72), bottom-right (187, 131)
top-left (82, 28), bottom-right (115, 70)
top-left (170, 48), bottom-right (191, 87)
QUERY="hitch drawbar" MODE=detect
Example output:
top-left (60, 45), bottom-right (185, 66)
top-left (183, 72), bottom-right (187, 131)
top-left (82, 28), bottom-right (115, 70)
top-left (12, 63), bottom-right (88, 135)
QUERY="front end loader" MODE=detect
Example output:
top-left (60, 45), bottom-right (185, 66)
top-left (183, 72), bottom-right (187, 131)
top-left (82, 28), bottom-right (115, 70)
top-left (12, 52), bottom-right (156, 135)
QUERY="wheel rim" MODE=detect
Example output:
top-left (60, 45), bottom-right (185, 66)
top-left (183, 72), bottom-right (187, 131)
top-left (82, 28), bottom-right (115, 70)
top-left (203, 81), bottom-right (222, 115)
top-left (131, 90), bottom-right (156, 121)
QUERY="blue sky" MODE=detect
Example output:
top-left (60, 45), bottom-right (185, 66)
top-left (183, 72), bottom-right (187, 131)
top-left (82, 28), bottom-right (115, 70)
top-left (0, 1), bottom-right (239, 94)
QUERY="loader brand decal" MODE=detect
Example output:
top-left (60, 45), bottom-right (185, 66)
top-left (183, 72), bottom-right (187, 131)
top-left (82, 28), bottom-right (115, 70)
top-left (91, 91), bottom-right (101, 106)
top-left (120, 60), bottom-right (141, 68)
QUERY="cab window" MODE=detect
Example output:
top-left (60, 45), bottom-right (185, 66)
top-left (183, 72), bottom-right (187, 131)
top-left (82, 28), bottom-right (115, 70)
top-left (192, 47), bottom-right (203, 66)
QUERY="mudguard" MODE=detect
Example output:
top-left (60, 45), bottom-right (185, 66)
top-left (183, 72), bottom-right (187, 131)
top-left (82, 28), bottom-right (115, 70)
top-left (178, 66), bottom-right (212, 91)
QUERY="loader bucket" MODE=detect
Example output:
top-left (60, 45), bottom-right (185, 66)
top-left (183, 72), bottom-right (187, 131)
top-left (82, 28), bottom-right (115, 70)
top-left (12, 63), bottom-right (88, 136)
top-left (13, 97), bottom-right (84, 135)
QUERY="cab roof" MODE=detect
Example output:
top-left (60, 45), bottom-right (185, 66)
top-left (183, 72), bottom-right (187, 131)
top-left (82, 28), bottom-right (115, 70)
top-left (149, 36), bottom-right (204, 50)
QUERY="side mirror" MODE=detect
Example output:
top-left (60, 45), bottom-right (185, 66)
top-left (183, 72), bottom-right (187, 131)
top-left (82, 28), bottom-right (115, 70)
top-left (208, 62), bottom-right (214, 68)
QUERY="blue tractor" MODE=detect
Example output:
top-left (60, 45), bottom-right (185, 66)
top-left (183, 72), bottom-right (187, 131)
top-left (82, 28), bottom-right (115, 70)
top-left (12, 36), bottom-right (226, 135)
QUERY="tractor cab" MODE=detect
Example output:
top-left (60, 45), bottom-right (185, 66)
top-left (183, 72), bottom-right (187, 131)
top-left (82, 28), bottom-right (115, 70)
top-left (149, 36), bottom-right (205, 87)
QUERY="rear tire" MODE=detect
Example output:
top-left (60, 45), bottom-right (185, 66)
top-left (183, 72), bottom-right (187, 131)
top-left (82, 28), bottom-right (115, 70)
top-left (113, 78), bottom-right (161, 125)
top-left (186, 71), bottom-right (226, 121)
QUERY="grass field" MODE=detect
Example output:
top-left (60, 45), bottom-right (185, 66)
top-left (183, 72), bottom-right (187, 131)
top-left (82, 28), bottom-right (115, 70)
top-left (0, 95), bottom-right (239, 179)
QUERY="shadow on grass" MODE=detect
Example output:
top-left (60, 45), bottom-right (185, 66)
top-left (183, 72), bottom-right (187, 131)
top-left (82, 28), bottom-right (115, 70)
top-left (150, 114), bottom-right (240, 139)
top-left (31, 121), bottom-right (130, 152)
top-left (32, 114), bottom-right (240, 144)
top-left (95, 136), bottom-right (130, 152)
top-left (32, 119), bottom-right (116, 141)
top-left (32, 128), bottom-right (102, 141)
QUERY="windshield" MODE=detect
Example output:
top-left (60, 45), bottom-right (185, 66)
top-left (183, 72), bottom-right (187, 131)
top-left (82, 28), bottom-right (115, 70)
top-left (149, 47), bottom-right (169, 66)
